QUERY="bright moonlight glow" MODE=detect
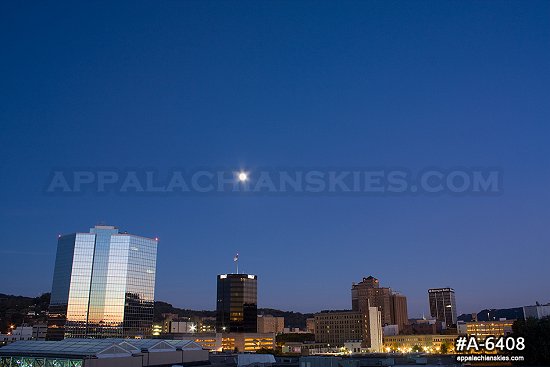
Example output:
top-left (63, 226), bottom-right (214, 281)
top-left (238, 172), bottom-right (248, 182)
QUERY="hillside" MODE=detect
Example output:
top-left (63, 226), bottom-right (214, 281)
top-left (154, 302), bottom-right (314, 328)
top-left (0, 293), bottom-right (50, 333)
top-left (1, 293), bottom-right (314, 331)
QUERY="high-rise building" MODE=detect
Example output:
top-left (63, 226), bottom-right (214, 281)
top-left (216, 274), bottom-right (258, 333)
top-left (351, 276), bottom-right (409, 328)
top-left (390, 293), bottom-right (409, 329)
top-left (47, 225), bottom-right (158, 340)
top-left (428, 288), bottom-right (457, 327)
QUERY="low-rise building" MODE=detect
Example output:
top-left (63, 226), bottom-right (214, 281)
top-left (314, 311), bottom-right (363, 346)
top-left (523, 303), bottom-right (550, 319)
top-left (0, 338), bottom-right (208, 367)
top-left (466, 319), bottom-right (515, 339)
top-left (383, 334), bottom-right (457, 353)
top-left (31, 324), bottom-right (48, 341)
top-left (160, 313), bottom-right (201, 335)
top-left (382, 325), bottom-right (399, 336)
top-left (282, 327), bottom-right (308, 334)
top-left (343, 340), bottom-right (366, 354)
top-left (457, 321), bottom-right (467, 335)
top-left (401, 318), bottom-right (443, 335)
top-left (313, 308), bottom-right (382, 352)
top-left (257, 315), bottom-right (284, 334)
top-left (0, 326), bottom-right (33, 346)
top-left (171, 321), bottom-right (197, 333)
top-left (174, 332), bottom-right (276, 352)
top-left (161, 313), bottom-right (179, 333)
top-left (306, 318), bottom-right (315, 334)
top-left (281, 342), bottom-right (330, 355)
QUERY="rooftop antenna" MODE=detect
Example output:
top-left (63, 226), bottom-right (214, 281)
top-left (234, 253), bottom-right (239, 274)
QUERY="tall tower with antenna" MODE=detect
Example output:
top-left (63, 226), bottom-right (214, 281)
top-left (216, 254), bottom-right (257, 333)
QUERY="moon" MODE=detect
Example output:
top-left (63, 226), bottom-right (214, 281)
top-left (238, 172), bottom-right (248, 182)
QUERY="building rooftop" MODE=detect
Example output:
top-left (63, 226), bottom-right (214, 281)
top-left (218, 274), bottom-right (257, 279)
top-left (0, 338), bottom-right (202, 359)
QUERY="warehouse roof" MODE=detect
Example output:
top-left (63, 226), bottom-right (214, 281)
top-left (0, 338), bottom-right (203, 358)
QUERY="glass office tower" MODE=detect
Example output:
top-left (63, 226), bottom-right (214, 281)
top-left (216, 274), bottom-right (258, 332)
top-left (428, 288), bottom-right (457, 327)
top-left (47, 225), bottom-right (158, 340)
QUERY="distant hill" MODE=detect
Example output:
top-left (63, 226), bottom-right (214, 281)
top-left (458, 307), bottom-right (525, 322)
top-left (1, 292), bottom-right (313, 331)
top-left (153, 301), bottom-right (216, 321)
top-left (0, 293), bottom-right (50, 333)
top-left (154, 302), bottom-right (314, 328)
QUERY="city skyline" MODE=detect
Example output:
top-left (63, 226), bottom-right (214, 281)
top-left (4, 221), bottom-right (544, 321)
top-left (0, 222), bottom-right (548, 317)
top-left (2, 1), bottom-right (549, 318)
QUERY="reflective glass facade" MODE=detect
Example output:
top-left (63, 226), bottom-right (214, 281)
top-left (216, 274), bottom-right (257, 332)
top-left (47, 226), bottom-right (158, 340)
top-left (428, 288), bottom-right (457, 327)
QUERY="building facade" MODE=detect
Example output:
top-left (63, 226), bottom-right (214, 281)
top-left (47, 225), bottom-right (158, 340)
top-left (383, 334), bottom-right (458, 353)
top-left (170, 321), bottom-right (197, 333)
top-left (466, 320), bottom-right (515, 339)
top-left (352, 276), bottom-right (392, 325)
top-left (313, 308), bottom-right (382, 352)
top-left (32, 324), bottom-right (47, 341)
top-left (216, 273), bottom-right (258, 333)
top-left (0, 327), bottom-right (33, 346)
top-left (306, 318), bottom-right (315, 334)
top-left (390, 293), bottom-right (409, 329)
top-left (0, 339), bottom-right (208, 367)
top-left (523, 303), bottom-right (550, 319)
top-left (400, 319), bottom-right (443, 335)
top-left (257, 315), bottom-right (284, 334)
top-left (175, 332), bottom-right (275, 352)
top-left (428, 288), bottom-right (457, 327)
top-left (367, 306), bottom-right (383, 352)
top-left (314, 311), bottom-right (364, 346)
top-left (351, 276), bottom-right (408, 329)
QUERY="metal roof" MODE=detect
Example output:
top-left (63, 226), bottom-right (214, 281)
top-left (0, 338), bottom-right (204, 358)
top-left (237, 353), bottom-right (276, 367)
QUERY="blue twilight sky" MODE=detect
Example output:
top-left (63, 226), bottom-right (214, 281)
top-left (1, 1), bottom-right (549, 317)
